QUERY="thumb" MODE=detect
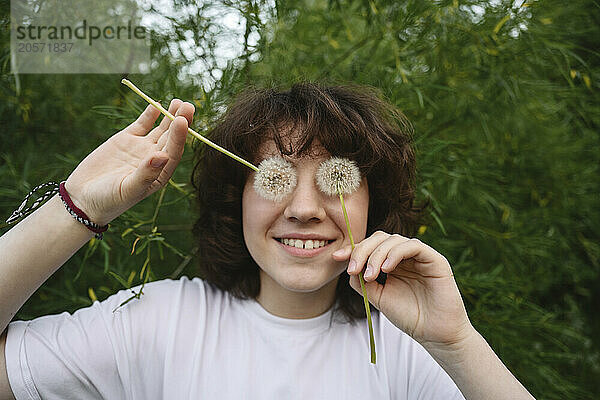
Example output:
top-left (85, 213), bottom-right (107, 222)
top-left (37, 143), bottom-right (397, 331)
top-left (125, 151), bottom-right (169, 197)
top-left (348, 274), bottom-right (382, 310)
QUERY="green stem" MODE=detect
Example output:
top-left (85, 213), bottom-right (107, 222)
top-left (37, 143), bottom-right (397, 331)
top-left (151, 185), bottom-right (167, 226)
top-left (121, 79), bottom-right (258, 172)
top-left (168, 178), bottom-right (189, 195)
top-left (339, 191), bottom-right (376, 364)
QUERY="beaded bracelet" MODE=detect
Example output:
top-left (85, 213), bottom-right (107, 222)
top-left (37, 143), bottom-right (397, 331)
top-left (6, 181), bottom-right (109, 239)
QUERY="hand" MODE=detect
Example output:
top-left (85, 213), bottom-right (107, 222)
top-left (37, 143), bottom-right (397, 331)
top-left (64, 100), bottom-right (195, 225)
top-left (332, 231), bottom-right (473, 348)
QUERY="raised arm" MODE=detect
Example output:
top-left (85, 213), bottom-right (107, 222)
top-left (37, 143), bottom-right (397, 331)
top-left (334, 231), bottom-right (535, 400)
top-left (0, 100), bottom-right (194, 399)
top-left (0, 100), bottom-right (194, 334)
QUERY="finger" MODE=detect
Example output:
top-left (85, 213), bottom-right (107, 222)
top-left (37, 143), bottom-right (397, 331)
top-left (178, 101), bottom-right (195, 126)
top-left (348, 275), bottom-right (384, 311)
top-left (161, 116), bottom-right (188, 165)
top-left (156, 104), bottom-right (183, 150)
top-left (147, 99), bottom-right (183, 142)
top-left (364, 235), bottom-right (410, 282)
top-left (346, 230), bottom-right (390, 276)
top-left (156, 102), bottom-right (195, 149)
top-left (153, 116), bottom-right (188, 182)
top-left (122, 150), bottom-right (169, 199)
top-left (128, 105), bottom-right (161, 136)
top-left (384, 238), bottom-right (452, 277)
top-left (332, 244), bottom-right (353, 261)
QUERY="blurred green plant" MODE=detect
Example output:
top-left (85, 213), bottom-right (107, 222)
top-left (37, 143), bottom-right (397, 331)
top-left (1, 0), bottom-right (598, 398)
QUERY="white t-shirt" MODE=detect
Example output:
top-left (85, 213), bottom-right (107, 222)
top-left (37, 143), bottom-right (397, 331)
top-left (5, 276), bottom-right (465, 399)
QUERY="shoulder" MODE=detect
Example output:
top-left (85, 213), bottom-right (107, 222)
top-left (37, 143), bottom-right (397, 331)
top-left (49, 276), bottom-right (232, 329)
top-left (109, 275), bottom-right (228, 314)
top-left (376, 313), bottom-right (464, 398)
top-left (374, 311), bottom-right (414, 347)
top-left (126, 275), bottom-right (212, 294)
top-left (374, 312), bottom-right (437, 372)
top-left (376, 312), bottom-right (435, 363)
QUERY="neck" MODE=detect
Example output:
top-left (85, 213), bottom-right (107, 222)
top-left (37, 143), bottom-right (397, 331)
top-left (256, 271), bottom-right (339, 319)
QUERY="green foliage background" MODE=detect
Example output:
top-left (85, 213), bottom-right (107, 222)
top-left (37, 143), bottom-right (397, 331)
top-left (1, 0), bottom-right (598, 398)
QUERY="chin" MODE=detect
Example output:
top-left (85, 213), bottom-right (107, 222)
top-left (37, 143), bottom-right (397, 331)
top-left (272, 268), bottom-right (341, 293)
top-left (280, 280), bottom-right (326, 293)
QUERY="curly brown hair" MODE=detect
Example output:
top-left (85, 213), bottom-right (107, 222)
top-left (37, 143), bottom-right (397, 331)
top-left (191, 82), bottom-right (426, 322)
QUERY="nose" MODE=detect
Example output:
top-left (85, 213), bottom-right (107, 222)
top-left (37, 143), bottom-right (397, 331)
top-left (283, 174), bottom-right (327, 223)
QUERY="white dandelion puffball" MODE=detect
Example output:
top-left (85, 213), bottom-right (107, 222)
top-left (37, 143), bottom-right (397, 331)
top-left (316, 157), bottom-right (361, 196)
top-left (253, 156), bottom-right (297, 201)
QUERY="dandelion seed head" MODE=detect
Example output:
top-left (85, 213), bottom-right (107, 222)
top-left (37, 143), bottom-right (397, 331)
top-left (253, 156), bottom-right (297, 201)
top-left (316, 157), bottom-right (361, 196)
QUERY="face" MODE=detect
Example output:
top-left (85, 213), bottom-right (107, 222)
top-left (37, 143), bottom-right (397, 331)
top-left (242, 139), bottom-right (369, 297)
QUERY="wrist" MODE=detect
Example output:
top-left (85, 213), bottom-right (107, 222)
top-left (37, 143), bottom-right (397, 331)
top-left (63, 180), bottom-right (111, 227)
top-left (61, 181), bottom-right (110, 237)
top-left (49, 194), bottom-right (96, 239)
top-left (421, 323), bottom-right (480, 366)
top-left (422, 324), bottom-right (536, 400)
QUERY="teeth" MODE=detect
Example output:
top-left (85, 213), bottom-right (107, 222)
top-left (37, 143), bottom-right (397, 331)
top-left (280, 238), bottom-right (329, 249)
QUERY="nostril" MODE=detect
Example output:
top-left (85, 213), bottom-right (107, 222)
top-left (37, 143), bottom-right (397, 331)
top-left (286, 214), bottom-right (322, 223)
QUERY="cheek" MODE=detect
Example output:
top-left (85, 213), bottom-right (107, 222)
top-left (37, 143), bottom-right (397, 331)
top-left (242, 184), bottom-right (260, 236)
top-left (242, 182), bottom-right (280, 237)
top-left (344, 184), bottom-right (369, 241)
top-left (348, 207), bottom-right (368, 242)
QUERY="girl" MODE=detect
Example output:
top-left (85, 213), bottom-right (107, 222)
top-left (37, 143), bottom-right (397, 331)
top-left (0, 83), bottom-right (534, 399)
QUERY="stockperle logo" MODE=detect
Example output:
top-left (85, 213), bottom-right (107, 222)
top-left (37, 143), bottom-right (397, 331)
top-left (11, 0), bottom-right (150, 74)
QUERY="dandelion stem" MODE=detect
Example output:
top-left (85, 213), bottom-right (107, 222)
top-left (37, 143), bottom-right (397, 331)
top-left (339, 189), bottom-right (376, 364)
top-left (121, 79), bottom-right (258, 172)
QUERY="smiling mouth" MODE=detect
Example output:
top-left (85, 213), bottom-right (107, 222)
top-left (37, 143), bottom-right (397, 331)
top-left (274, 238), bottom-right (334, 250)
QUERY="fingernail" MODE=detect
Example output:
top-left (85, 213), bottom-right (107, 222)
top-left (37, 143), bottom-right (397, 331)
top-left (365, 264), bottom-right (373, 278)
top-left (348, 259), bottom-right (357, 273)
top-left (151, 158), bottom-right (167, 168)
top-left (332, 249), bottom-right (342, 256)
top-left (382, 258), bottom-right (391, 271)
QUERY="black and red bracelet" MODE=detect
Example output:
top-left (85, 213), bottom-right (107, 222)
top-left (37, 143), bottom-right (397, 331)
top-left (6, 181), bottom-right (109, 239)
top-left (58, 182), bottom-right (108, 239)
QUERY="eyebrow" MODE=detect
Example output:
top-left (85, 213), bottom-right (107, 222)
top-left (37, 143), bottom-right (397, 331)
top-left (259, 153), bottom-right (332, 166)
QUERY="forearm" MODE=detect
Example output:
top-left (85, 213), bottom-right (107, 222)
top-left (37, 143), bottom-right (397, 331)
top-left (424, 327), bottom-right (535, 400)
top-left (0, 194), bottom-right (94, 331)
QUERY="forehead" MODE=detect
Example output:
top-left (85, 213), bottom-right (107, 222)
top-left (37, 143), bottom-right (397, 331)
top-left (256, 138), bottom-right (330, 163)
